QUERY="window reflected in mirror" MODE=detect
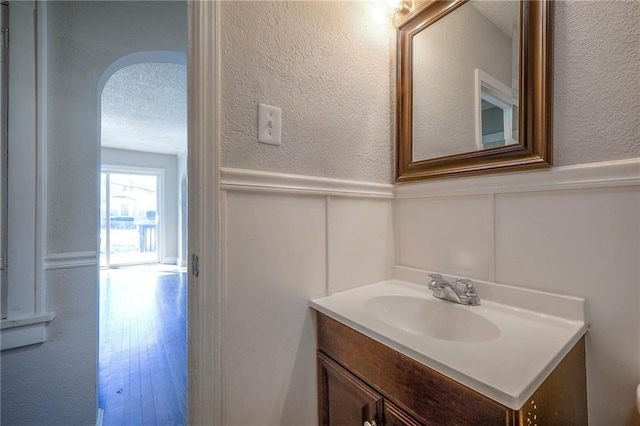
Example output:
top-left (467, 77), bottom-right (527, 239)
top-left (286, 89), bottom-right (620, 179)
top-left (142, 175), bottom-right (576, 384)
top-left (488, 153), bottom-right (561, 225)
top-left (475, 68), bottom-right (518, 150)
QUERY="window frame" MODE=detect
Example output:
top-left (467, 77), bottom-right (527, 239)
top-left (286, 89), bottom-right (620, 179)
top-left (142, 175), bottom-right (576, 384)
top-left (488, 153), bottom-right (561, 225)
top-left (1, 1), bottom-right (52, 351)
top-left (100, 165), bottom-right (165, 268)
top-left (474, 68), bottom-right (518, 151)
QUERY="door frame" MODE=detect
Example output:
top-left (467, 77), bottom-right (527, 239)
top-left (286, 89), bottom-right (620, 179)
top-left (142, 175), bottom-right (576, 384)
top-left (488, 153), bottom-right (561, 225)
top-left (187, 1), bottom-right (222, 423)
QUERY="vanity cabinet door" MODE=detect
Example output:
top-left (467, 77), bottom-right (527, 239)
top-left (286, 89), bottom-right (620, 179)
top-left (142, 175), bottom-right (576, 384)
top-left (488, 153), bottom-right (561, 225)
top-left (384, 401), bottom-right (423, 426)
top-left (318, 352), bottom-right (383, 426)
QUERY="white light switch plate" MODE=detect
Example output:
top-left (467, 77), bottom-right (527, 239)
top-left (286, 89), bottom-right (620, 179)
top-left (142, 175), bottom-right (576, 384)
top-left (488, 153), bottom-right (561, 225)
top-left (257, 103), bottom-right (282, 146)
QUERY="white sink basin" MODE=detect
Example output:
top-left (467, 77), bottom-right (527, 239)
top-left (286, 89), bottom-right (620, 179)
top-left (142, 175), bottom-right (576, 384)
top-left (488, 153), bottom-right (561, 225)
top-left (364, 295), bottom-right (500, 342)
top-left (310, 274), bottom-right (586, 410)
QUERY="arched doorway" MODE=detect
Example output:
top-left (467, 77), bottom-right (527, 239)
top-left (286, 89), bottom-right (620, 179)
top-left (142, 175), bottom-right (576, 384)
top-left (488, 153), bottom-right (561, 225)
top-left (98, 54), bottom-right (188, 425)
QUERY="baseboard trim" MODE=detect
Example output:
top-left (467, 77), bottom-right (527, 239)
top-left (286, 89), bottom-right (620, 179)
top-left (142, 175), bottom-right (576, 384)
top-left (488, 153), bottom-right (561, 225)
top-left (221, 168), bottom-right (394, 199)
top-left (395, 158), bottom-right (640, 199)
top-left (44, 251), bottom-right (98, 271)
top-left (95, 408), bottom-right (104, 426)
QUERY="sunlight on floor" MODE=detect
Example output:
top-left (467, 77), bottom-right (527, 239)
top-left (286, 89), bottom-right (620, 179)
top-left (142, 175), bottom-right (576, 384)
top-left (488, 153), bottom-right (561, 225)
top-left (99, 266), bottom-right (187, 425)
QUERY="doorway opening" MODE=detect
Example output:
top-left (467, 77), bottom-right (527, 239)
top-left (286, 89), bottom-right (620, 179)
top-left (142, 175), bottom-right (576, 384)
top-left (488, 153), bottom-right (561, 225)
top-left (98, 59), bottom-right (187, 425)
top-left (100, 170), bottom-right (160, 267)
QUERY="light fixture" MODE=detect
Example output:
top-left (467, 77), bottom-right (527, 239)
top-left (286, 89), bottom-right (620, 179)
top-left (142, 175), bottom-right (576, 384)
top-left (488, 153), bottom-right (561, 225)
top-left (392, 0), bottom-right (413, 27)
top-left (394, 0), bottom-right (413, 14)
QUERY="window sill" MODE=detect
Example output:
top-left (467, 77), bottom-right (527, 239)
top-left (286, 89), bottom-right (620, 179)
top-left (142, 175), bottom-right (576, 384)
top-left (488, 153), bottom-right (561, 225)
top-left (1, 312), bottom-right (55, 351)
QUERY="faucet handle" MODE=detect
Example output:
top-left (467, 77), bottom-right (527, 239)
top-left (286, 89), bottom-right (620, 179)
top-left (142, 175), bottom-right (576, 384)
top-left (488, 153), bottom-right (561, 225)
top-left (455, 278), bottom-right (476, 295)
top-left (428, 273), bottom-right (445, 289)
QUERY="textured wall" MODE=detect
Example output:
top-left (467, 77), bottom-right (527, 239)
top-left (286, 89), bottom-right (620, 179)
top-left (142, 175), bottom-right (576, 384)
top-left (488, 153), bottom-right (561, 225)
top-left (1, 267), bottom-right (98, 425)
top-left (101, 148), bottom-right (180, 263)
top-left (220, 1), bottom-right (394, 183)
top-left (46, 1), bottom-right (186, 254)
top-left (1, 2), bottom-right (186, 425)
top-left (413, 3), bottom-right (513, 160)
top-left (554, 0), bottom-right (639, 165)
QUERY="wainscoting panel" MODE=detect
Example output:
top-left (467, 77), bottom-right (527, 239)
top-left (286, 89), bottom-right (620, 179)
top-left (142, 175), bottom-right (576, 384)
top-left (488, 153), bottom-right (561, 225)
top-left (395, 195), bottom-right (492, 281)
top-left (328, 197), bottom-right (394, 294)
top-left (494, 187), bottom-right (639, 294)
top-left (223, 191), bottom-right (326, 424)
top-left (220, 169), bottom-right (395, 424)
top-left (494, 186), bottom-right (640, 425)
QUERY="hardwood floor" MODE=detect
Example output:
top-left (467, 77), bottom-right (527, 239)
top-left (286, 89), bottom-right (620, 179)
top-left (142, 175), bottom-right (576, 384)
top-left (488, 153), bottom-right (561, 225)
top-left (99, 267), bottom-right (187, 426)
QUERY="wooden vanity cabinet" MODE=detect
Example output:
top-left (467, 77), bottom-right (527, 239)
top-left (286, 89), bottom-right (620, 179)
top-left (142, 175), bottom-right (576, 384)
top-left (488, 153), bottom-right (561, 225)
top-left (318, 352), bottom-right (421, 426)
top-left (318, 352), bottom-right (383, 426)
top-left (383, 401), bottom-right (423, 426)
top-left (316, 312), bottom-right (587, 426)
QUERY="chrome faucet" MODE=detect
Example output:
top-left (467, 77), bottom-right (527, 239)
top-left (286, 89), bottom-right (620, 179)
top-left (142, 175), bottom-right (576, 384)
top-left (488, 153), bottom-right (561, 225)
top-left (428, 273), bottom-right (481, 306)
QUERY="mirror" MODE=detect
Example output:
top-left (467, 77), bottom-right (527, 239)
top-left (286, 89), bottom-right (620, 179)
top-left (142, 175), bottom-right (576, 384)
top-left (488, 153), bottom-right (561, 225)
top-left (396, 0), bottom-right (553, 182)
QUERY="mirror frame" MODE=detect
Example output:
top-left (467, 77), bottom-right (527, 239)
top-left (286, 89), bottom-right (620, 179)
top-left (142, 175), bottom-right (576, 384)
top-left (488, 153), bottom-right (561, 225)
top-left (396, 0), bottom-right (554, 182)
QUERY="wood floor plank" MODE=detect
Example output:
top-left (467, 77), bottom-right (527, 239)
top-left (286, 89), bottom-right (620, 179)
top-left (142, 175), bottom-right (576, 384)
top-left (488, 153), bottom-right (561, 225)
top-left (99, 268), bottom-right (187, 426)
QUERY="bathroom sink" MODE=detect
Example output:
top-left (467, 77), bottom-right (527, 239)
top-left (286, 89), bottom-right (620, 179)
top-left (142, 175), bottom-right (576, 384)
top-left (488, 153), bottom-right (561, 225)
top-left (364, 295), bottom-right (500, 342)
top-left (310, 276), bottom-right (587, 409)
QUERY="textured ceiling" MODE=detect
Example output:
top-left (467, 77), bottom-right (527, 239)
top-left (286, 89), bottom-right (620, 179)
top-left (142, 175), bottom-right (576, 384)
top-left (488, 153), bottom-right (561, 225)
top-left (470, 0), bottom-right (519, 38)
top-left (101, 62), bottom-right (187, 155)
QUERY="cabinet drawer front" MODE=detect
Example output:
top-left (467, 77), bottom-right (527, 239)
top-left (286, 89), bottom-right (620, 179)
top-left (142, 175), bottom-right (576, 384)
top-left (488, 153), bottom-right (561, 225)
top-left (317, 313), bottom-right (513, 425)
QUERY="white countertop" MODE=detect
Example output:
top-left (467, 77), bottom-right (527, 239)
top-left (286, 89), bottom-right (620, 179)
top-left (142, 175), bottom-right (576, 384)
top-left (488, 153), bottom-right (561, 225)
top-left (310, 267), bottom-right (587, 410)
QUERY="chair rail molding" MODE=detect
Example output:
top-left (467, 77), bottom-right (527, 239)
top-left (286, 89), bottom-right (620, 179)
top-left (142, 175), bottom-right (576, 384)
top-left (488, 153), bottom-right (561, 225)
top-left (395, 158), bottom-right (640, 199)
top-left (221, 168), bottom-right (395, 199)
top-left (44, 251), bottom-right (98, 271)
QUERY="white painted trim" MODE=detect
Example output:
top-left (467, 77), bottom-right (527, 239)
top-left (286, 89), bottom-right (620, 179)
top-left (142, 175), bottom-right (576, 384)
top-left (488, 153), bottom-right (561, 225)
top-left (35, 0), bottom-right (48, 325)
top-left (7, 0), bottom-right (37, 319)
top-left (1, 311), bottom-right (54, 330)
top-left (486, 193), bottom-right (496, 282)
top-left (393, 193), bottom-right (400, 267)
top-left (219, 189), bottom-right (228, 420)
top-left (474, 68), bottom-right (516, 150)
top-left (325, 196), bottom-right (332, 296)
top-left (221, 167), bottom-right (395, 199)
top-left (188, 1), bottom-right (222, 424)
top-left (1, 0), bottom-right (51, 354)
top-left (1, 312), bottom-right (55, 351)
top-left (44, 251), bottom-right (98, 271)
top-left (101, 163), bottom-right (166, 174)
top-left (395, 158), bottom-right (640, 199)
top-left (95, 408), bottom-right (104, 426)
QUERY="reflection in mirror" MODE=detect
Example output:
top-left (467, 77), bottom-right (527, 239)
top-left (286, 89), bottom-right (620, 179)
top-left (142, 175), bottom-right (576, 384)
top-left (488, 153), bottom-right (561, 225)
top-left (411, 0), bottom-right (520, 161)
top-left (475, 68), bottom-right (517, 150)
top-left (396, 0), bottom-right (553, 182)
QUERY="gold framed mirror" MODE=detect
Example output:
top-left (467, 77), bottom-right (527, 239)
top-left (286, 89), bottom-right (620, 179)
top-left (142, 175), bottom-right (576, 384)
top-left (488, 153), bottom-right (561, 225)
top-left (396, 0), bottom-right (554, 182)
